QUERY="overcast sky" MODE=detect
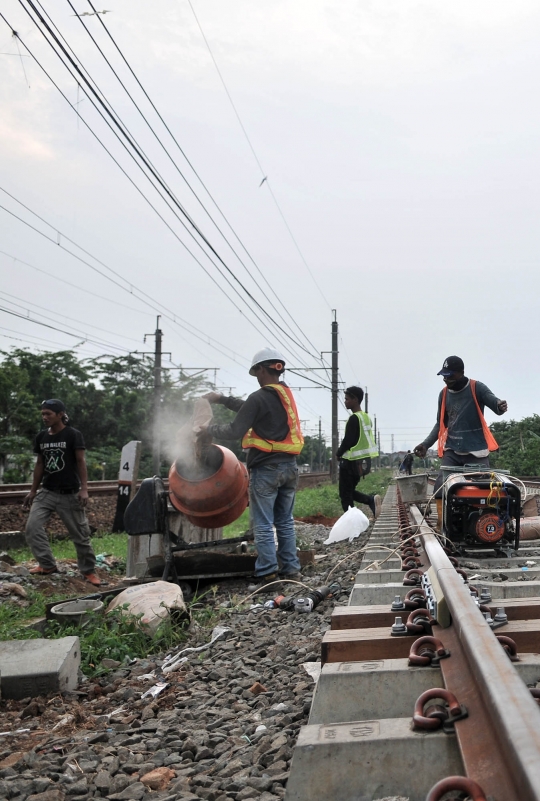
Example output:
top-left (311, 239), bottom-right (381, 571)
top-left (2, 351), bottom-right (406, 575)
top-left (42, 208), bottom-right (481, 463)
top-left (1, 0), bottom-right (540, 452)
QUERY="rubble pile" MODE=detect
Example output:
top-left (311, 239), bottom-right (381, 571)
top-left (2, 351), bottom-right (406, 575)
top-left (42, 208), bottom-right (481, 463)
top-left (0, 521), bottom-right (374, 801)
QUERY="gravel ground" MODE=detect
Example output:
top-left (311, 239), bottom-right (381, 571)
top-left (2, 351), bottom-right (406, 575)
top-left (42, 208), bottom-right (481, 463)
top-left (0, 520), bottom-right (378, 801)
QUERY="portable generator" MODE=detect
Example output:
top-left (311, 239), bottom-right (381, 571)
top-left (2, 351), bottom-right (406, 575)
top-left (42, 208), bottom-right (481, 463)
top-left (441, 470), bottom-right (521, 554)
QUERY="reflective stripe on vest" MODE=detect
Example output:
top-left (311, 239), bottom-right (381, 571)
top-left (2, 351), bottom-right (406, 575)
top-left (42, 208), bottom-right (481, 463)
top-left (437, 379), bottom-right (499, 458)
top-left (341, 411), bottom-right (379, 460)
top-left (241, 384), bottom-right (304, 454)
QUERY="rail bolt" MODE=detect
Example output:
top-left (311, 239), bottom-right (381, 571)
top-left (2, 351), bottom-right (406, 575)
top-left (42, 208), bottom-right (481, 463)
top-left (391, 595), bottom-right (405, 611)
top-left (403, 568), bottom-right (424, 586)
top-left (426, 776), bottom-right (488, 801)
top-left (406, 608), bottom-right (435, 635)
top-left (413, 688), bottom-right (466, 731)
top-left (408, 635), bottom-right (450, 667)
top-left (480, 586), bottom-right (492, 603)
top-left (496, 634), bottom-right (520, 662)
top-left (494, 607), bottom-right (508, 625)
top-left (390, 616), bottom-right (408, 636)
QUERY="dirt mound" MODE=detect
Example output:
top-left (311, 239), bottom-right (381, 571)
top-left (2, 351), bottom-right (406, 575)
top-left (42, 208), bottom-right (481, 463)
top-left (295, 513), bottom-right (339, 527)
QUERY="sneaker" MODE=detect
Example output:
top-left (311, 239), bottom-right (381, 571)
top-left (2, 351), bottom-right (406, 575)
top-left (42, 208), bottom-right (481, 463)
top-left (29, 566), bottom-right (58, 575)
top-left (83, 573), bottom-right (102, 586)
top-left (251, 572), bottom-right (281, 593)
top-left (368, 495), bottom-right (382, 520)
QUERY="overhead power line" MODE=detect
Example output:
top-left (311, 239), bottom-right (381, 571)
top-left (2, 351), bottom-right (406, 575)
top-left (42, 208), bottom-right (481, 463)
top-left (186, 0), bottom-right (332, 311)
top-left (9, 2), bottom-right (319, 368)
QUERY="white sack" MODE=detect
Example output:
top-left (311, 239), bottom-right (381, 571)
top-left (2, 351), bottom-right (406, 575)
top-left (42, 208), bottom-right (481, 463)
top-left (324, 506), bottom-right (369, 544)
top-left (107, 580), bottom-right (186, 636)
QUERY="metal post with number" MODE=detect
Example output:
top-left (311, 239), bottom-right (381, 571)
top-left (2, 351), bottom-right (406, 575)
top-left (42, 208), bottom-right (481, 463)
top-left (112, 440), bottom-right (142, 532)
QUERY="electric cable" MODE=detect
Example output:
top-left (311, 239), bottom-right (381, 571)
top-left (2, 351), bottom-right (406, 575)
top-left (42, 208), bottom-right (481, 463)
top-left (13, 1), bottom-right (318, 367)
top-left (0, 306), bottom-right (130, 352)
top-left (186, 0), bottom-right (332, 311)
top-left (60, 0), bottom-right (323, 362)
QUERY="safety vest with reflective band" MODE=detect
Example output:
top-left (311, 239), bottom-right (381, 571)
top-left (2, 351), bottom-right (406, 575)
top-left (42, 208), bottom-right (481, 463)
top-left (341, 411), bottom-right (379, 460)
top-left (241, 384), bottom-right (304, 454)
top-left (437, 379), bottom-right (499, 458)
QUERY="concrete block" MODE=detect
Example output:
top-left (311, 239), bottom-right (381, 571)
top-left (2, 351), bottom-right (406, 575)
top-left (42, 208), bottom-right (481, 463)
top-left (349, 582), bottom-right (406, 606)
top-left (0, 637), bottom-right (80, 699)
top-left (354, 567), bottom-right (424, 584)
top-left (285, 718), bottom-right (463, 801)
top-left (479, 580), bottom-right (540, 599)
top-left (309, 655), bottom-right (540, 725)
top-left (309, 658), bottom-right (442, 723)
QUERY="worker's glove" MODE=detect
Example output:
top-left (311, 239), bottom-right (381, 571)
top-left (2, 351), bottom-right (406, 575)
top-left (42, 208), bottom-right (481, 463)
top-left (414, 444), bottom-right (427, 458)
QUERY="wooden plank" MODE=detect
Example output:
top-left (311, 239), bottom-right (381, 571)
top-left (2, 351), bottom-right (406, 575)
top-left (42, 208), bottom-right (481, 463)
top-left (321, 627), bottom-right (414, 664)
top-left (331, 597), bottom-right (540, 633)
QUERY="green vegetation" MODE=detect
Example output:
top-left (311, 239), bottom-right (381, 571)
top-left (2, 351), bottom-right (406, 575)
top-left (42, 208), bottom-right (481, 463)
top-left (490, 415), bottom-right (540, 476)
top-left (223, 470), bottom-right (393, 536)
top-left (9, 532), bottom-right (129, 565)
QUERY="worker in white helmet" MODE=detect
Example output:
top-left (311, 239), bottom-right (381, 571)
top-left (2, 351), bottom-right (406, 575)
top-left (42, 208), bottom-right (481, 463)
top-left (202, 347), bottom-right (304, 586)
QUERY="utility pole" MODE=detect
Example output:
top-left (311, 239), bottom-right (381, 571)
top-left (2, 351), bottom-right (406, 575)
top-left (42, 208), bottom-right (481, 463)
top-left (144, 316), bottom-right (164, 476)
top-left (365, 387), bottom-right (368, 413)
top-left (378, 431), bottom-right (381, 465)
top-left (331, 311), bottom-right (339, 483)
top-left (373, 415), bottom-right (377, 470)
top-left (391, 433), bottom-right (395, 453)
top-left (318, 417), bottom-right (322, 472)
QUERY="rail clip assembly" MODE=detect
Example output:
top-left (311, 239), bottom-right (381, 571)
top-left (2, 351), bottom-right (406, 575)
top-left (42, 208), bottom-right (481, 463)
top-left (413, 688), bottom-right (468, 733)
top-left (422, 567), bottom-right (450, 628)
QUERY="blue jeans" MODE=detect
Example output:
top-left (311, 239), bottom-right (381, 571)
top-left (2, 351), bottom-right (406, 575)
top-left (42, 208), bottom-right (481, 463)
top-left (249, 461), bottom-right (301, 577)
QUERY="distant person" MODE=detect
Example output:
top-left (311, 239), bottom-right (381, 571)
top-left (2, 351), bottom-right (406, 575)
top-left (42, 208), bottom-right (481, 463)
top-left (402, 450), bottom-right (414, 475)
top-left (336, 386), bottom-right (381, 519)
top-left (22, 400), bottom-right (100, 586)
top-left (414, 356), bottom-right (507, 527)
top-left (201, 347), bottom-right (304, 586)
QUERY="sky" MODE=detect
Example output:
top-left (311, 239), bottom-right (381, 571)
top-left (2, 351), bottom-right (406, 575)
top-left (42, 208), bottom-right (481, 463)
top-left (1, 0), bottom-right (540, 453)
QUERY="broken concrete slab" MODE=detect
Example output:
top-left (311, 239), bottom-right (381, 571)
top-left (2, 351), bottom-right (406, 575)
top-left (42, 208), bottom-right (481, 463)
top-left (0, 636), bottom-right (80, 699)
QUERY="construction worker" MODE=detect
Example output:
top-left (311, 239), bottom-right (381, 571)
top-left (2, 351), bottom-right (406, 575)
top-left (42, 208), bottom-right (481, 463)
top-left (22, 399), bottom-right (101, 586)
top-left (337, 386), bottom-right (381, 519)
top-left (402, 450), bottom-right (414, 475)
top-left (202, 348), bottom-right (304, 585)
top-left (414, 356), bottom-right (508, 527)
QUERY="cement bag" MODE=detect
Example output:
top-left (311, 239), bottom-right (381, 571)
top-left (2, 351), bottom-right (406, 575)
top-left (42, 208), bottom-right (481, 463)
top-left (107, 581), bottom-right (186, 636)
top-left (324, 506), bottom-right (369, 545)
top-left (519, 517), bottom-right (540, 541)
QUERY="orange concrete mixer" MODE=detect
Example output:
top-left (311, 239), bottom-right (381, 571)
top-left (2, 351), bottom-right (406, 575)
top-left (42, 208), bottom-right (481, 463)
top-left (168, 444), bottom-right (249, 529)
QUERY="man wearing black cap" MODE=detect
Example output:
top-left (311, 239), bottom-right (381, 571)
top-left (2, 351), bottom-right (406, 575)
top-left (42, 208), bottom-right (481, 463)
top-left (414, 357), bottom-right (507, 525)
top-left (22, 400), bottom-right (100, 586)
top-left (337, 386), bottom-right (381, 519)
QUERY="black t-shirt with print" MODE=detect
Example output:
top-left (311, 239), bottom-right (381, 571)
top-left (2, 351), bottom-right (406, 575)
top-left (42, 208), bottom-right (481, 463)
top-left (33, 426), bottom-right (85, 491)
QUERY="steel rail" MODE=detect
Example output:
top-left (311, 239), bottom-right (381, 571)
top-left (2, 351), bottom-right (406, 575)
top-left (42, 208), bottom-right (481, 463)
top-left (409, 504), bottom-right (540, 800)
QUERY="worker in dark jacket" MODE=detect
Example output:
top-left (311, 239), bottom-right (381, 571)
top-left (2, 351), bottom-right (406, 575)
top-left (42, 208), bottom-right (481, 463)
top-left (402, 451), bottom-right (414, 475)
top-left (337, 386), bottom-right (381, 519)
top-left (414, 356), bottom-right (507, 527)
top-left (202, 347), bottom-right (304, 585)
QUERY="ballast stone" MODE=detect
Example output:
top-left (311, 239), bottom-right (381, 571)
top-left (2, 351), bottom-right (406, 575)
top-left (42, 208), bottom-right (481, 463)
top-left (0, 636), bottom-right (80, 699)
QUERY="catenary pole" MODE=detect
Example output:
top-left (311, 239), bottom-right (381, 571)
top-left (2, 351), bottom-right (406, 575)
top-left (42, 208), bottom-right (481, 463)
top-left (331, 310), bottom-right (339, 483)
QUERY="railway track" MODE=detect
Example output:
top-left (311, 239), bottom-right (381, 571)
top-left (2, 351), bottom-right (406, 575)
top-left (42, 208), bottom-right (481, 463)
top-left (0, 472), bottom-right (330, 505)
top-left (285, 482), bottom-right (540, 801)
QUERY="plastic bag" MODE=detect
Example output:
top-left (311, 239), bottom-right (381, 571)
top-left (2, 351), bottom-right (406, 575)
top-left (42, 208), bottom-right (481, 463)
top-left (107, 580), bottom-right (186, 636)
top-left (324, 506), bottom-right (369, 544)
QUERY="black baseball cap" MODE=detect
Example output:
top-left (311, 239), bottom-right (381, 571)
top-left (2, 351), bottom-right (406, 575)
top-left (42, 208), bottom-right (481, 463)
top-left (437, 356), bottom-right (464, 377)
top-left (41, 399), bottom-right (66, 413)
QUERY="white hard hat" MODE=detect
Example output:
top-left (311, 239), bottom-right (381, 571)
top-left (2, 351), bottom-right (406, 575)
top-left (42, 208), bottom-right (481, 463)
top-left (249, 347), bottom-right (286, 375)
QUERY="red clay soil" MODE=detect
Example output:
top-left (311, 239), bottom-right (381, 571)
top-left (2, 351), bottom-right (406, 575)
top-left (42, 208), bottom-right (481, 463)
top-left (0, 497), bottom-right (116, 537)
top-left (295, 513), bottom-right (339, 527)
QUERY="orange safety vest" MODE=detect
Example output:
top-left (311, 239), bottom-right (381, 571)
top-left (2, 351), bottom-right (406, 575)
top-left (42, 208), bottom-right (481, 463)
top-left (437, 379), bottom-right (499, 458)
top-left (241, 383), bottom-right (304, 454)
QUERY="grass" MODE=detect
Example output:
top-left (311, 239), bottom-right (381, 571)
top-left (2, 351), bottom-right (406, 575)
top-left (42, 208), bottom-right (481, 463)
top-left (223, 469), bottom-right (393, 536)
top-left (8, 531), bottom-right (129, 565)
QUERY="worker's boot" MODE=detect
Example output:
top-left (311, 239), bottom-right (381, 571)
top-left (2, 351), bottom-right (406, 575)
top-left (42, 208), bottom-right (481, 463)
top-left (436, 499), bottom-right (443, 533)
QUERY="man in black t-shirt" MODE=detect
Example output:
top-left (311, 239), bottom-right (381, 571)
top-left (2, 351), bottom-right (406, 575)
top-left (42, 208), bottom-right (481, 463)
top-left (23, 399), bottom-right (100, 585)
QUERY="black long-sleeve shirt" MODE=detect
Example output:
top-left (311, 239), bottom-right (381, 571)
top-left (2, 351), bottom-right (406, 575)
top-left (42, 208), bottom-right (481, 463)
top-left (336, 414), bottom-right (360, 459)
top-left (208, 385), bottom-right (296, 469)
